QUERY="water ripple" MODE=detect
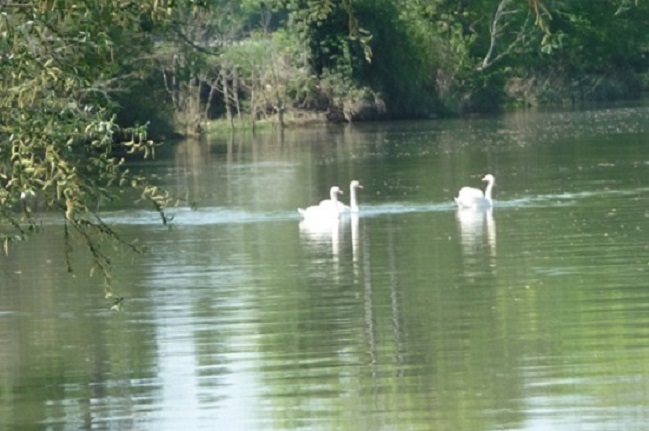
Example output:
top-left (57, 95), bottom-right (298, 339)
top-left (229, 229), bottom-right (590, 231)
top-left (95, 185), bottom-right (649, 225)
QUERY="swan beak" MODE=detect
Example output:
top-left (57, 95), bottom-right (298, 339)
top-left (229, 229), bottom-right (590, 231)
top-left (358, 184), bottom-right (364, 189)
top-left (338, 190), bottom-right (344, 194)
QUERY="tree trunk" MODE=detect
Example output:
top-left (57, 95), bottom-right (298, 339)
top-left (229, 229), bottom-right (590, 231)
top-left (221, 68), bottom-right (233, 131)
top-left (232, 70), bottom-right (242, 122)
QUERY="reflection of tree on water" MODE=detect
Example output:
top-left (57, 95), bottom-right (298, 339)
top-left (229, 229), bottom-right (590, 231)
top-left (456, 207), bottom-right (497, 276)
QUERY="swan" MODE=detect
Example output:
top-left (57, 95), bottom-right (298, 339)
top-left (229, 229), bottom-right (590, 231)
top-left (338, 180), bottom-right (364, 213)
top-left (454, 174), bottom-right (495, 208)
top-left (298, 186), bottom-right (344, 218)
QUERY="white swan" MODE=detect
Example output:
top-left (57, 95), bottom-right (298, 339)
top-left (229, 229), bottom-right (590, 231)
top-left (338, 180), bottom-right (364, 213)
top-left (298, 186), bottom-right (343, 218)
top-left (454, 174), bottom-right (495, 208)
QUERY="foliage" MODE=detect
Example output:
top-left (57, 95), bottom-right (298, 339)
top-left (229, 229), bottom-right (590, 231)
top-left (149, 0), bottom-right (649, 122)
top-left (0, 1), bottom-right (178, 291)
top-left (221, 30), bottom-right (316, 125)
top-left (509, 0), bottom-right (649, 102)
top-left (402, 0), bottom-right (648, 109)
top-left (549, 1), bottom-right (649, 73)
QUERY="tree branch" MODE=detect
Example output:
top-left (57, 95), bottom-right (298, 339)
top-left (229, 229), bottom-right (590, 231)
top-left (477, 0), bottom-right (533, 71)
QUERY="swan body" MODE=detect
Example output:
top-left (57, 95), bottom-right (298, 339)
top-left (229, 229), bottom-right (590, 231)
top-left (338, 180), bottom-right (364, 213)
top-left (454, 174), bottom-right (495, 208)
top-left (298, 186), bottom-right (344, 219)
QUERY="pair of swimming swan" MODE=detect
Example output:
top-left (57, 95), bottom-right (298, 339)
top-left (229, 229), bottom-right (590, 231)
top-left (298, 174), bottom-right (495, 218)
top-left (298, 180), bottom-right (363, 218)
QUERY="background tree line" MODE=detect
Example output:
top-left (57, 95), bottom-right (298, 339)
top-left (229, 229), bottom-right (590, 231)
top-left (1, 0), bottom-right (647, 287)
top-left (143, 0), bottom-right (649, 131)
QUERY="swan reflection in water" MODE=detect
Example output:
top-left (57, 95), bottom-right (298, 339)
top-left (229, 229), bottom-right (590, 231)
top-left (456, 206), bottom-right (496, 271)
top-left (299, 212), bottom-right (363, 283)
top-left (299, 215), bottom-right (342, 253)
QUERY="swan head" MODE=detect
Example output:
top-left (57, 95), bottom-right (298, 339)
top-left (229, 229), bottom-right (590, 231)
top-left (481, 174), bottom-right (495, 184)
top-left (350, 180), bottom-right (363, 190)
top-left (329, 186), bottom-right (343, 199)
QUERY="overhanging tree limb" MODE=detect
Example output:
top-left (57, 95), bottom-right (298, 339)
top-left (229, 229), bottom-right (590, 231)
top-left (477, 0), bottom-right (534, 71)
top-left (0, 1), bottom-right (176, 293)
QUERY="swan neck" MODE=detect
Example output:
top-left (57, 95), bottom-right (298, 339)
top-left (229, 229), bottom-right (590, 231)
top-left (350, 187), bottom-right (358, 212)
top-left (484, 179), bottom-right (494, 202)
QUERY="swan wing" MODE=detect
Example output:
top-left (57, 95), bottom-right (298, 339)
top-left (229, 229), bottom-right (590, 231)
top-left (457, 186), bottom-right (484, 200)
top-left (454, 186), bottom-right (484, 206)
top-left (299, 201), bottom-right (340, 219)
top-left (298, 205), bottom-right (321, 217)
top-left (318, 199), bottom-right (349, 213)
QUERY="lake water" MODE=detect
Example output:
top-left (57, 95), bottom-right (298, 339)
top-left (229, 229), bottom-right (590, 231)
top-left (2, 104), bottom-right (649, 430)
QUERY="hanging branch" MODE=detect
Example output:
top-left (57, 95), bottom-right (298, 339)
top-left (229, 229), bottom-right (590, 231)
top-left (477, 0), bottom-right (533, 71)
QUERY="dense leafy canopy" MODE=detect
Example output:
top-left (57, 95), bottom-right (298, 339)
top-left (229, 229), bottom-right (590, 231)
top-left (0, 1), bottom-right (178, 289)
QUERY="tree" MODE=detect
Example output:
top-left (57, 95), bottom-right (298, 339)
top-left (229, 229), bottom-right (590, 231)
top-left (477, 0), bottom-right (536, 71)
top-left (0, 1), bottom-right (180, 294)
